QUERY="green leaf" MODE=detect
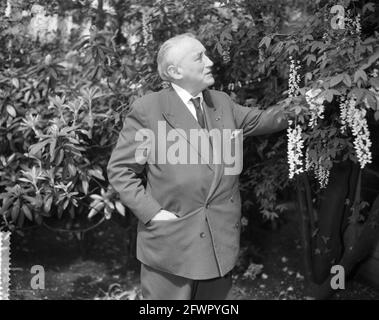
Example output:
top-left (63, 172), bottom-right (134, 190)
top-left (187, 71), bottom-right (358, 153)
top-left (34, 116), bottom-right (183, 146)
top-left (354, 69), bottom-right (367, 83)
top-left (259, 36), bottom-right (271, 49)
top-left (44, 196), bottom-right (53, 213)
top-left (29, 139), bottom-right (50, 156)
top-left (288, 45), bottom-right (299, 54)
top-left (11, 202), bottom-right (20, 222)
top-left (88, 169), bottom-right (105, 180)
top-left (220, 29), bottom-right (233, 42)
top-left (364, 91), bottom-right (377, 109)
top-left (305, 72), bottom-right (313, 82)
top-left (305, 54), bottom-right (316, 66)
top-left (82, 179), bottom-right (89, 195)
top-left (22, 204), bottom-right (33, 221)
top-left (302, 34), bottom-right (314, 42)
top-left (363, 49), bottom-right (379, 70)
top-left (11, 78), bottom-right (19, 89)
top-left (88, 202), bottom-right (104, 219)
top-left (350, 88), bottom-right (366, 102)
top-left (49, 138), bottom-right (57, 159)
top-left (55, 149), bottom-right (64, 166)
top-left (343, 74), bottom-right (352, 87)
top-left (90, 194), bottom-right (103, 200)
top-left (115, 201), bottom-right (125, 216)
top-left (330, 74), bottom-right (344, 87)
top-left (363, 2), bottom-right (375, 13)
top-left (6, 105), bottom-right (16, 117)
top-left (370, 77), bottom-right (379, 88)
top-left (68, 163), bottom-right (77, 176)
top-left (295, 106), bottom-right (302, 115)
top-left (322, 89), bottom-right (340, 102)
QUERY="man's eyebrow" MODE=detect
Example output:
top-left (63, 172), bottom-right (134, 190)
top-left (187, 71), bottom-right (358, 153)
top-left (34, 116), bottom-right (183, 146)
top-left (194, 50), bottom-right (205, 58)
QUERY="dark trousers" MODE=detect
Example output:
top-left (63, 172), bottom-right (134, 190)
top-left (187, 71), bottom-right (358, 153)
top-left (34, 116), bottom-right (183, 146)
top-left (140, 263), bottom-right (233, 300)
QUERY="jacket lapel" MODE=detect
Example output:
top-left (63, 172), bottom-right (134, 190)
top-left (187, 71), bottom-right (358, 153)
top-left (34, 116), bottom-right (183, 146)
top-left (202, 89), bottom-right (226, 204)
top-left (162, 85), bottom-right (214, 171)
top-left (161, 85), bottom-right (227, 203)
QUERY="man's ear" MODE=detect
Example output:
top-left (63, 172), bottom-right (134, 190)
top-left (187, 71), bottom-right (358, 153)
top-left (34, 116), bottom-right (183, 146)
top-left (167, 65), bottom-right (183, 80)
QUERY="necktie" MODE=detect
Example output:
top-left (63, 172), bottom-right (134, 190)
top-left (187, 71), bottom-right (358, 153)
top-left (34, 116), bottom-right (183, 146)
top-left (190, 97), bottom-right (206, 129)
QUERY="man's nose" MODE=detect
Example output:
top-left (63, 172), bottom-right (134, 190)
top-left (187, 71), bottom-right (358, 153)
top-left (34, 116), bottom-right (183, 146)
top-left (205, 55), bottom-right (214, 67)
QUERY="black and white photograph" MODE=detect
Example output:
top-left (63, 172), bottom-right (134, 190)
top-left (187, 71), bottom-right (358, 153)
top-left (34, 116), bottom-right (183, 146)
top-left (1, 0), bottom-right (379, 306)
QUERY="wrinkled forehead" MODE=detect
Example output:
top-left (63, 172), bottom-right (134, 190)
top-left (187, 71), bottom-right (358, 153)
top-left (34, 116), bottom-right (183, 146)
top-left (168, 37), bottom-right (205, 64)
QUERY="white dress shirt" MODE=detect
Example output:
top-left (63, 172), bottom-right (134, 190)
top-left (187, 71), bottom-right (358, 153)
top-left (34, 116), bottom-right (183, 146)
top-left (171, 82), bottom-right (204, 122)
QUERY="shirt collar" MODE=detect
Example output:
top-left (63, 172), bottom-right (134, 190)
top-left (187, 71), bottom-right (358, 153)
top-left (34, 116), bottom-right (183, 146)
top-left (171, 82), bottom-right (203, 105)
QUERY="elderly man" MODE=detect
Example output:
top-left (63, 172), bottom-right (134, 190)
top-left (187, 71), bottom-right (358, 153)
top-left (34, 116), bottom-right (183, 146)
top-left (107, 33), bottom-right (289, 300)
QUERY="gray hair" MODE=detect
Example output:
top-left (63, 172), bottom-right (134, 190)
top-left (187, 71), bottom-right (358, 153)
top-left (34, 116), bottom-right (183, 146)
top-left (156, 33), bottom-right (197, 81)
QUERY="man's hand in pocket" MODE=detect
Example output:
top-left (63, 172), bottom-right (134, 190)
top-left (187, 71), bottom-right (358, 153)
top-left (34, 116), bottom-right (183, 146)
top-left (151, 210), bottom-right (179, 221)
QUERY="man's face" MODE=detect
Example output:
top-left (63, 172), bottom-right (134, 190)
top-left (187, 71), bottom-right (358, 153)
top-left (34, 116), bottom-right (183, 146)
top-left (171, 38), bottom-right (214, 93)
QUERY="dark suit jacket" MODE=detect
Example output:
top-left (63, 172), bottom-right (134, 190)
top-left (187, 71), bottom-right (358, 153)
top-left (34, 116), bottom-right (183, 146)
top-left (107, 84), bottom-right (288, 279)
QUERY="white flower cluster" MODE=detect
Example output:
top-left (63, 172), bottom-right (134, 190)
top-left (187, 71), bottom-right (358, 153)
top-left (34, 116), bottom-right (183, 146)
top-left (288, 56), bottom-right (301, 97)
top-left (129, 81), bottom-right (143, 90)
top-left (305, 149), bottom-right (330, 188)
top-left (241, 216), bottom-right (249, 227)
top-left (243, 262), bottom-right (263, 280)
top-left (287, 122), bottom-right (304, 179)
top-left (287, 57), bottom-right (305, 180)
top-left (354, 13), bottom-right (361, 36)
top-left (258, 48), bottom-right (264, 63)
top-left (5, 0), bottom-right (11, 17)
top-left (306, 88), bottom-right (325, 128)
top-left (222, 44), bottom-right (231, 64)
top-left (339, 96), bottom-right (348, 133)
top-left (340, 95), bottom-right (372, 168)
top-left (344, 10), bottom-right (361, 38)
top-left (227, 82), bottom-right (242, 91)
top-left (141, 11), bottom-right (152, 46)
top-left (315, 160), bottom-right (330, 188)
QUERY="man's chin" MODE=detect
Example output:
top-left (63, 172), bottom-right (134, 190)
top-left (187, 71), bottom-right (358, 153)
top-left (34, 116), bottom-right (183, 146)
top-left (204, 76), bottom-right (215, 87)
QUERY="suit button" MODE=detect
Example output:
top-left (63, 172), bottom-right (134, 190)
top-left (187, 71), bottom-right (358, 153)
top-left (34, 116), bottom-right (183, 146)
top-left (235, 222), bottom-right (240, 229)
top-left (200, 232), bottom-right (206, 238)
top-left (230, 197), bottom-right (234, 203)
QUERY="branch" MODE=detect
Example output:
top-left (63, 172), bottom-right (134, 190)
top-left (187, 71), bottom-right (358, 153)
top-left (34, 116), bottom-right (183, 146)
top-left (42, 216), bottom-right (106, 234)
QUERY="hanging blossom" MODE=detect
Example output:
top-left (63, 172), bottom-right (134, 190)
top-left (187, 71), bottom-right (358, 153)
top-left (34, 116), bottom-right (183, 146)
top-left (349, 108), bottom-right (372, 169)
top-left (339, 95), bottom-right (372, 169)
top-left (287, 121), bottom-right (304, 179)
top-left (305, 88), bottom-right (324, 128)
top-left (339, 96), bottom-right (348, 133)
top-left (141, 10), bottom-right (152, 46)
top-left (344, 10), bottom-right (361, 38)
top-left (258, 48), bottom-right (264, 63)
top-left (314, 158), bottom-right (330, 188)
top-left (354, 13), bottom-right (361, 37)
top-left (5, 0), bottom-right (11, 17)
top-left (288, 56), bottom-right (301, 97)
top-left (222, 42), bottom-right (231, 64)
top-left (305, 148), bottom-right (330, 188)
top-left (287, 56), bottom-right (304, 179)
